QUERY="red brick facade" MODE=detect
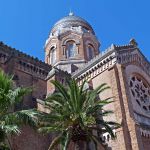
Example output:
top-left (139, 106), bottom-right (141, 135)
top-left (0, 13), bottom-right (150, 150)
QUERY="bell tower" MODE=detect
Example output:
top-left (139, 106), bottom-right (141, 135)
top-left (45, 13), bottom-right (100, 73)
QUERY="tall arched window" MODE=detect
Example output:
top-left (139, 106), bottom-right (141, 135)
top-left (50, 47), bottom-right (56, 65)
top-left (66, 41), bottom-right (77, 58)
top-left (87, 44), bottom-right (94, 60)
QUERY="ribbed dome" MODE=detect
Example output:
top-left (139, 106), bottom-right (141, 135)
top-left (51, 13), bottom-right (95, 34)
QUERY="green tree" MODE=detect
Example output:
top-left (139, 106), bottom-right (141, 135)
top-left (38, 79), bottom-right (120, 150)
top-left (0, 70), bottom-right (38, 150)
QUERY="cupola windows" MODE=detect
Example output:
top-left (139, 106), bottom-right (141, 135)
top-left (87, 44), bottom-right (94, 60)
top-left (66, 41), bottom-right (77, 58)
top-left (50, 46), bottom-right (56, 65)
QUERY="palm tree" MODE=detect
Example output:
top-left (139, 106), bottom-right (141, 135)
top-left (0, 70), bottom-right (38, 150)
top-left (38, 79), bottom-right (120, 150)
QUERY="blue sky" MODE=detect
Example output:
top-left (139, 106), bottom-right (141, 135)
top-left (0, 0), bottom-right (149, 61)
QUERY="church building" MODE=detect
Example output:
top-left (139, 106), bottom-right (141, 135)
top-left (0, 12), bottom-right (150, 150)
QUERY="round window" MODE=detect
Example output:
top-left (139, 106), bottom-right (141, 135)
top-left (129, 75), bottom-right (150, 112)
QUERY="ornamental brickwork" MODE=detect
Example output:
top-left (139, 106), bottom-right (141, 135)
top-left (0, 13), bottom-right (150, 150)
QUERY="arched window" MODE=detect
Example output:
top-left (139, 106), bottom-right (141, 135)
top-left (66, 41), bottom-right (77, 58)
top-left (87, 44), bottom-right (94, 60)
top-left (50, 47), bottom-right (56, 65)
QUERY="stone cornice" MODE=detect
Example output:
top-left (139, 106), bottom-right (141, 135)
top-left (55, 59), bottom-right (86, 66)
top-left (117, 48), bottom-right (150, 76)
top-left (72, 44), bottom-right (116, 79)
top-left (72, 43), bottom-right (150, 80)
top-left (114, 44), bottom-right (135, 50)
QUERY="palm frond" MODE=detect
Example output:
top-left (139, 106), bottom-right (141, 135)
top-left (1, 109), bottom-right (38, 128)
top-left (48, 134), bottom-right (64, 150)
top-left (0, 71), bottom-right (13, 93)
top-left (0, 70), bottom-right (37, 145)
top-left (38, 126), bottom-right (63, 134)
top-left (96, 119), bottom-right (117, 139)
top-left (98, 110), bottom-right (114, 116)
top-left (0, 124), bottom-right (21, 135)
top-left (8, 87), bottom-right (32, 105)
top-left (12, 109), bottom-right (39, 126)
top-left (50, 80), bottom-right (69, 102)
top-left (39, 78), bottom-right (120, 149)
top-left (62, 132), bottom-right (70, 150)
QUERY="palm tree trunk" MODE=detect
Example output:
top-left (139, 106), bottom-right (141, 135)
top-left (86, 141), bottom-right (90, 150)
top-left (6, 135), bottom-right (13, 150)
top-left (75, 141), bottom-right (85, 150)
top-left (86, 141), bottom-right (97, 150)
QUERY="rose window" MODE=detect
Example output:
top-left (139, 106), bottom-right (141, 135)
top-left (129, 76), bottom-right (150, 112)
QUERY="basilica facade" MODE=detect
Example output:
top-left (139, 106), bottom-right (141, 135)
top-left (0, 13), bottom-right (150, 150)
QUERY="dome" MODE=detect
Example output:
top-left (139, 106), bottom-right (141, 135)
top-left (51, 12), bottom-right (95, 34)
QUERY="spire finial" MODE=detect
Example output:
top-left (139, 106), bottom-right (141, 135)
top-left (69, 9), bottom-right (74, 16)
top-left (129, 38), bottom-right (138, 47)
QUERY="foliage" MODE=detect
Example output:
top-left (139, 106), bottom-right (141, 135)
top-left (38, 79), bottom-right (120, 150)
top-left (0, 70), bottom-right (38, 149)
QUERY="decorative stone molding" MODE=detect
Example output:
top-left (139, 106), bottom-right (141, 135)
top-left (85, 40), bottom-right (98, 55)
top-left (117, 51), bottom-right (150, 76)
top-left (72, 47), bottom-right (116, 80)
top-left (45, 37), bottom-right (58, 49)
top-left (49, 43), bottom-right (57, 50)
top-left (73, 42), bottom-right (150, 90)
top-left (62, 38), bottom-right (80, 46)
top-left (17, 60), bottom-right (50, 79)
top-left (114, 44), bottom-right (135, 51)
top-left (83, 33), bottom-right (100, 47)
top-left (140, 128), bottom-right (150, 138)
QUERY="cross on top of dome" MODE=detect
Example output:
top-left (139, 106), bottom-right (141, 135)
top-left (69, 11), bottom-right (74, 16)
